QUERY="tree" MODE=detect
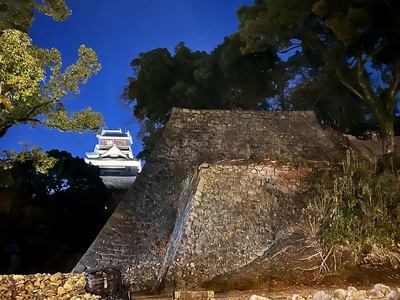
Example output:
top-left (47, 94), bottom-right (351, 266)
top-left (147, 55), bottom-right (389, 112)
top-left (0, 149), bottom-right (111, 273)
top-left (122, 40), bottom-right (278, 158)
top-left (215, 33), bottom-right (279, 109)
top-left (290, 72), bottom-right (371, 134)
top-left (281, 48), bottom-right (372, 133)
top-left (237, 0), bottom-right (400, 153)
top-left (0, 0), bottom-right (71, 33)
top-left (0, 0), bottom-right (103, 171)
top-left (122, 44), bottom-right (224, 159)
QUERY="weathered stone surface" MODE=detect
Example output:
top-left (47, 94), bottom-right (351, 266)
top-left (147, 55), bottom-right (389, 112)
top-left (348, 290), bottom-right (367, 300)
top-left (387, 289), bottom-right (400, 300)
top-left (156, 161), bottom-right (320, 290)
top-left (75, 109), bottom-right (349, 290)
top-left (307, 286), bottom-right (400, 300)
top-left (313, 291), bottom-right (332, 300)
top-left (100, 176), bottom-right (136, 189)
top-left (250, 295), bottom-right (272, 300)
top-left (333, 289), bottom-right (347, 300)
top-left (374, 285), bottom-right (392, 295)
top-left (74, 108), bottom-right (399, 292)
top-left (2, 273), bottom-right (400, 300)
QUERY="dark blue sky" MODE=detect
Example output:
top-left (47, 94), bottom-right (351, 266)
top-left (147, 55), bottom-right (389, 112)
top-left (0, 0), bottom-right (253, 158)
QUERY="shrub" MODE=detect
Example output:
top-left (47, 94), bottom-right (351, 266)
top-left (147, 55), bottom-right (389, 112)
top-left (312, 151), bottom-right (400, 254)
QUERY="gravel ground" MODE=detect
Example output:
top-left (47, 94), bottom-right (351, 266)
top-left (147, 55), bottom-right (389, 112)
top-left (1, 272), bottom-right (399, 300)
top-left (0, 273), bottom-right (100, 300)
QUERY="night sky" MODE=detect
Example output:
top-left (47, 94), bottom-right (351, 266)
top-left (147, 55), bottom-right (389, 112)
top-left (0, 0), bottom-right (253, 158)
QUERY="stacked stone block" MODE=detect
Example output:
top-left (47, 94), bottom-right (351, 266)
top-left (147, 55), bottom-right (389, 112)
top-left (74, 108), bottom-right (347, 291)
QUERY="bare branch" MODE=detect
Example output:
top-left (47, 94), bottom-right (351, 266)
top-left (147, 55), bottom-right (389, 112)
top-left (363, 38), bottom-right (394, 64)
top-left (279, 44), bottom-right (302, 54)
top-left (334, 68), bottom-right (364, 100)
top-left (355, 55), bottom-right (376, 107)
top-left (389, 68), bottom-right (400, 99)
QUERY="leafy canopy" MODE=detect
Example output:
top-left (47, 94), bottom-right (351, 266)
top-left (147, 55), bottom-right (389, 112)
top-left (0, 149), bottom-right (111, 273)
top-left (0, 0), bottom-right (71, 32)
top-left (122, 40), bottom-right (278, 159)
top-left (0, 0), bottom-right (103, 171)
top-left (237, 0), bottom-right (400, 153)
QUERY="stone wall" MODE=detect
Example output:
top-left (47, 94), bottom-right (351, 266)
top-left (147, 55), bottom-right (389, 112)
top-left (74, 108), bottom-right (347, 291)
top-left (157, 161), bottom-right (318, 290)
top-left (151, 109), bottom-right (346, 169)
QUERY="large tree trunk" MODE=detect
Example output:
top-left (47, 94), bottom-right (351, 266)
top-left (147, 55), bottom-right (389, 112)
top-left (381, 118), bottom-right (395, 154)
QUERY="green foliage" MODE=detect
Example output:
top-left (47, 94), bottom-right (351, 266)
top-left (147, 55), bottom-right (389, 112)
top-left (0, 143), bottom-right (57, 173)
top-left (376, 153), bottom-right (400, 173)
top-left (122, 40), bottom-right (278, 159)
top-left (0, 1), bottom-right (103, 170)
top-left (0, 0), bottom-right (71, 32)
top-left (122, 43), bottom-right (223, 125)
top-left (313, 151), bottom-right (400, 253)
top-left (216, 33), bottom-right (279, 109)
top-left (0, 29), bottom-right (103, 139)
top-left (290, 71), bottom-right (371, 133)
top-left (0, 149), bottom-right (112, 273)
top-left (238, 0), bottom-right (400, 153)
top-left (34, 0), bottom-right (71, 22)
top-left (136, 121), bottom-right (165, 160)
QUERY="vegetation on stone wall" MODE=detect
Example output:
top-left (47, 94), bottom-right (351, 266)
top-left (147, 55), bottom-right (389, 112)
top-left (309, 151), bottom-right (400, 258)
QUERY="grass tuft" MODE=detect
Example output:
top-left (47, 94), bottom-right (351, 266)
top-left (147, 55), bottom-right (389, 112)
top-left (305, 151), bottom-right (400, 259)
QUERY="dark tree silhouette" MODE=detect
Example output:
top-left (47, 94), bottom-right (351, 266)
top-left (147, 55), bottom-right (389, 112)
top-left (0, 150), bottom-right (112, 274)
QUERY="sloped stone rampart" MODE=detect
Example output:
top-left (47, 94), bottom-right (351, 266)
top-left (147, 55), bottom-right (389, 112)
top-left (74, 108), bottom-right (347, 291)
top-left (155, 109), bottom-right (346, 168)
top-left (156, 161), bottom-right (316, 290)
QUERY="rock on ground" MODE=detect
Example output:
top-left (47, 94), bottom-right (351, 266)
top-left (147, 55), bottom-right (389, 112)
top-left (0, 273), bottom-right (100, 300)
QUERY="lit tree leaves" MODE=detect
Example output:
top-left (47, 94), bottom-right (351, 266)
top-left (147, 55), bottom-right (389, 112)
top-left (34, 0), bottom-right (71, 22)
top-left (46, 107), bottom-right (104, 133)
top-left (0, 29), bottom-right (103, 141)
top-left (0, 0), bottom-right (103, 172)
top-left (0, 143), bottom-right (57, 173)
top-left (0, 29), bottom-right (44, 103)
top-left (0, 0), bottom-right (71, 32)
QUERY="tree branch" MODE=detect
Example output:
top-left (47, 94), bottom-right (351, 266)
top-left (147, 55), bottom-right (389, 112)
top-left (279, 44), bottom-right (302, 54)
top-left (355, 55), bottom-right (376, 107)
top-left (334, 68), bottom-right (364, 100)
top-left (389, 68), bottom-right (400, 99)
top-left (0, 100), bottom-right (51, 138)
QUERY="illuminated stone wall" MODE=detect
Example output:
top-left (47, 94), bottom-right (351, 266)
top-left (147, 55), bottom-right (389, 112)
top-left (74, 108), bottom-right (347, 291)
